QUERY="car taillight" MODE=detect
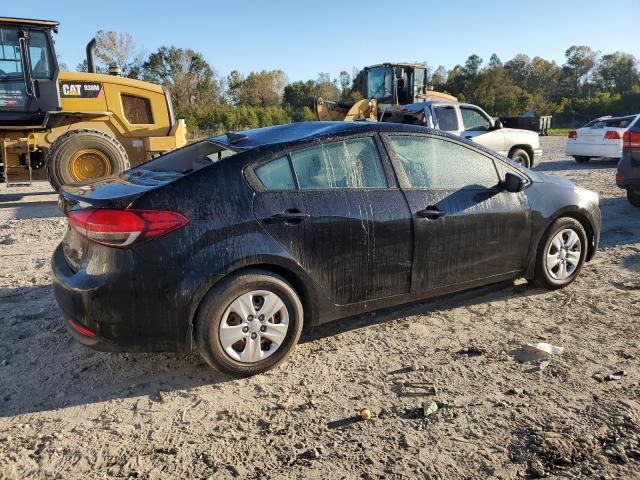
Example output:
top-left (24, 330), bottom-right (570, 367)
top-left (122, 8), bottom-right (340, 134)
top-left (623, 131), bottom-right (640, 148)
top-left (568, 130), bottom-right (577, 139)
top-left (68, 209), bottom-right (188, 248)
top-left (604, 130), bottom-right (620, 140)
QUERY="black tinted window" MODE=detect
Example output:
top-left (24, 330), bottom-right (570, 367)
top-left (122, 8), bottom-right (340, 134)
top-left (291, 137), bottom-right (387, 189)
top-left (435, 106), bottom-right (458, 131)
top-left (255, 156), bottom-right (295, 190)
top-left (389, 135), bottom-right (498, 189)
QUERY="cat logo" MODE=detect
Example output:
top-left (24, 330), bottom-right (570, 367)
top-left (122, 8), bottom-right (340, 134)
top-left (59, 81), bottom-right (103, 98)
top-left (62, 84), bottom-right (82, 96)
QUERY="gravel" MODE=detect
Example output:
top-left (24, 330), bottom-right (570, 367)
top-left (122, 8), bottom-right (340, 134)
top-left (0, 136), bottom-right (638, 479)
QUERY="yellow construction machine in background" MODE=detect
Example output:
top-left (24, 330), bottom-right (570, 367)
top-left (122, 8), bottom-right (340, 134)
top-left (0, 17), bottom-right (186, 190)
top-left (315, 63), bottom-right (456, 123)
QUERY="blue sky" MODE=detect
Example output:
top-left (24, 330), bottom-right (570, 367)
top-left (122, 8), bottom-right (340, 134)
top-left (8, 1), bottom-right (640, 81)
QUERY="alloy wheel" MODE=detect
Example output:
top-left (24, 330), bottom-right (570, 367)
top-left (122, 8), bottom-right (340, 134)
top-left (545, 229), bottom-right (582, 280)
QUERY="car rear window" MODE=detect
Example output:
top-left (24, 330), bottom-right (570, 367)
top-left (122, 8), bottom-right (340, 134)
top-left (435, 106), bottom-right (458, 131)
top-left (255, 156), bottom-right (295, 190)
top-left (603, 116), bottom-right (637, 128)
top-left (122, 140), bottom-right (234, 184)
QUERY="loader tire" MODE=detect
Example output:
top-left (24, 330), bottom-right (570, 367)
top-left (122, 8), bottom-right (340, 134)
top-left (47, 129), bottom-right (129, 191)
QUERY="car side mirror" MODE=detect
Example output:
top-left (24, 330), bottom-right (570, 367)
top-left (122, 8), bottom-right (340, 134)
top-left (493, 119), bottom-right (503, 130)
top-left (504, 172), bottom-right (524, 192)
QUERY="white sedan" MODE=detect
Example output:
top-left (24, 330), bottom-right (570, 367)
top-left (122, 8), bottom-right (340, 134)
top-left (565, 114), bottom-right (640, 163)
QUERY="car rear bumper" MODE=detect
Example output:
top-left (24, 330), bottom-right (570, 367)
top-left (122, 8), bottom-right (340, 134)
top-left (565, 142), bottom-right (622, 158)
top-left (51, 243), bottom-right (199, 352)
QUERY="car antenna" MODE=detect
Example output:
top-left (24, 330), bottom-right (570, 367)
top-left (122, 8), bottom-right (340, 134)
top-left (225, 132), bottom-right (248, 144)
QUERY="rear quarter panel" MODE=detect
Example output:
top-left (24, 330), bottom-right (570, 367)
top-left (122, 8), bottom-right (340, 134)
top-left (130, 158), bottom-right (331, 336)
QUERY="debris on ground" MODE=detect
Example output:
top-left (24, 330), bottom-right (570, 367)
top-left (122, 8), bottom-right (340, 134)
top-left (422, 401), bottom-right (438, 417)
top-left (359, 408), bottom-right (372, 421)
top-left (605, 370), bottom-right (627, 381)
top-left (515, 342), bottom-right (563, 363)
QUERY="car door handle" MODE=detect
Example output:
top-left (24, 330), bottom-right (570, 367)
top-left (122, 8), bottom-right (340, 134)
top-left (464, 135), bottom-right (473, 139)
top-left (269, 209), bottom-right (310, 224)
top-left (416, 206), bottom-right (445, 220)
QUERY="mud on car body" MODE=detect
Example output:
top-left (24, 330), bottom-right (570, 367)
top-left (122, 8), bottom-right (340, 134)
top-left (52, 122), bottom-right (601, 376)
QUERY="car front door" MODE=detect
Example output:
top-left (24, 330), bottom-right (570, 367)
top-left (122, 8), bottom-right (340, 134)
top-left (251, 135), bottom-right (414, 305)
top-left (460, 106), bottom-right (506, 155)
top-left (382, 133), bottom-right (531, 293)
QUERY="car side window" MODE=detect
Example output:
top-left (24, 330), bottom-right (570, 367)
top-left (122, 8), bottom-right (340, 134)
top-left (290, 137), bottom-right (387, 189)
top-left (461, 107), bottom-right (491, 131)
top-left (434, 106), bottom-right (458, 131)
top-left (255, 156), bottom-right (296, 190)
top-left (388, 135), bottom-right (499, 190)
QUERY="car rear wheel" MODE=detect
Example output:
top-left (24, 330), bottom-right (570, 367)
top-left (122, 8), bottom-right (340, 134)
top-left (534, 217), bottom-right (587, 289)
top-left (628, 189), bottom-right (640, 207)
top-left (509, 148), bottom-right (531, 168)
top-left (195, 270), bottom-right (304, 376)
top-left (574, 156), bottom-right (591, 163)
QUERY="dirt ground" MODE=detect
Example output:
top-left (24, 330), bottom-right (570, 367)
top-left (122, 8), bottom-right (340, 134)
top-left (0, 136), bottom-right (639, 480)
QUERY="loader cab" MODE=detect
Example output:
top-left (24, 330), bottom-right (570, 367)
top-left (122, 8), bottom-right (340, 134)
top-left (358, 63), bottom-right (428, 108)
top-left (0, 18), bottom-right (60, 128)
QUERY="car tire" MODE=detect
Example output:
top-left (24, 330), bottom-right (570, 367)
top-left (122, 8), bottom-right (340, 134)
top-left (574, 156), bottom-right (590, 163)
top-left (533, 217), bottom-right (588, 289)
top-left (509, 148), bottom-right (531, 168)
top-left (628, 189), bottom-right (640, 207)
top-left (46, 129), bottom-right (130, 192)
top-left (195, 270), bottom-right (304, 376)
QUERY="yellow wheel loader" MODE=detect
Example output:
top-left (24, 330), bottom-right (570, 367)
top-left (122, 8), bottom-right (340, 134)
top-left (315, 63), bottom-right (456, 123)
top-left (0, 17), bottom-right (186, 190)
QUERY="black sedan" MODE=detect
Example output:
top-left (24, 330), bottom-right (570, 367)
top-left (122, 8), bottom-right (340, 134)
top-left (52, 122), bottom-right (601, 376)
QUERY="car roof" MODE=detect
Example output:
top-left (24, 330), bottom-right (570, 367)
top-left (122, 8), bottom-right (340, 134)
top-left (209, 121), bottom-right (424, 151)
top-left (397, 101), bottom-right (478, 112)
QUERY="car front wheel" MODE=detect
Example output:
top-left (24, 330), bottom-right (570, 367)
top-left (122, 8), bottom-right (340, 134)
top-left (574, 156), bottom-right (591, 163)
top-left (509, 148), bottom-right (531, 168)
top-left (627, 189), bottom-right (640, 207)
top-left (195, 270), bottom-right (304, 376)
top-left (534, 217), bottom-right (587, 289)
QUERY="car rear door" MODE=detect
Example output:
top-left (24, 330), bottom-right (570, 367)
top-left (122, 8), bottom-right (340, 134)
top-left (460, 106), bottom-right (506, 155)
top-left (251, 135), bottom-right (414, 305)
top-left (382, 133), bottom-right (531, 293)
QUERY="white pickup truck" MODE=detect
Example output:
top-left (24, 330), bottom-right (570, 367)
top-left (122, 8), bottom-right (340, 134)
top-left (389, 101), bottom-right (543, 168)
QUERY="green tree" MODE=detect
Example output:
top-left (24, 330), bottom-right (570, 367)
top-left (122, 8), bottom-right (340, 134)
top-left (465, 54), bottom-right (483, 77)
top-left (596, 52), bottom-right (639, 93)
top-left (91, 30), bottom-right (144, 78)
top-left (142, 46), bottom-right (222, 116)
top-left (488, 54), bottom-right (502, 69)
top-left (227, 70), bottom-right (288, 107)
top-left (563, 45), bottom-right (597, 93)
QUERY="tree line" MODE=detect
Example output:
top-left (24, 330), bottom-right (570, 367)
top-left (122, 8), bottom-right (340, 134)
top-left (80, 31), bottom-right (640, 134)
